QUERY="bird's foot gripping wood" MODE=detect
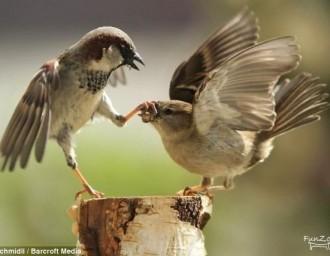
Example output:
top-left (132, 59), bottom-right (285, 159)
top-left (75, 183), bottom-right (105, 199)
top-left (177, 185), bottom-right (225, 197)
top-left (178, 177), bottom-right (235, 196)
top-left (73, 167), bottom-right (104, 199)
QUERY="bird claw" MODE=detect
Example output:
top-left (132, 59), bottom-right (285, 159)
top-left (177, 185), bottom-right (211, 197)
top-left (138, 101), bottom-right (158, 122)
top-left (75, 185), bottom-right (104, 200)
top-left (138, 101), bottom-right (157, 114)
top-left (122, 101), bottom-right (157, 124)
top-left (177, 184), bottom-right (231, 197)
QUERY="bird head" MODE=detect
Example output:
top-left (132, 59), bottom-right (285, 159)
top-left (68, 26), bottom-right (144, 72)
top-left (141, 100), bottom-right (193, 140)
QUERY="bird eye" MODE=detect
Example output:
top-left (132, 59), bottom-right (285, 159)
top-left (164, 108), bottom-right (173, 115)
top-left (120, 44), bottom-right (128, 52)
top-left (118, 43), bottom-right (129, 57)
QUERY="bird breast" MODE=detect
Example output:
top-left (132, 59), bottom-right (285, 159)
top-left (49, 70), bottom-right (105, 137)
top-left (160, 125), bottom-right (253, 178)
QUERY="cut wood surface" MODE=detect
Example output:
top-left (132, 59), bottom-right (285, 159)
top-left (75, 196), bottom-right (213, 256)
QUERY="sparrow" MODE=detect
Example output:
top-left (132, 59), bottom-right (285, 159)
top-left (0, 27), bottom-right (151, 198)
top-left (140, 9), bottom-right (329, 194)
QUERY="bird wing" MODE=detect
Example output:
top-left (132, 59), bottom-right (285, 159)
top-left (268, 73), bottom-right (329, 138)
top-left (108, 66), bottom-right (126, 87)
top-left (193, 37), bottom-right (301, 135)
top-left (0, 61), bottom-right (59, 171)
top-left (169, 7), bottom-right (259, 103)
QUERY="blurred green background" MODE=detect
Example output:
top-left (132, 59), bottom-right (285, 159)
top-left (0, 0), bottom-right (329, 255)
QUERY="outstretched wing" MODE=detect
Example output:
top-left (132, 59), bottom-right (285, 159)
top-left (193, 37), bottom-right (301, 134)
top-left (0, 61), bottom-right (59, 171)
top-left (169, 7), bottom-right (259, 103)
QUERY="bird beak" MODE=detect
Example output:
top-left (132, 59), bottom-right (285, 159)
top-left (127, 52), bottom-right (144, 70)
top-left (134, 52), bottom-right (145, 65)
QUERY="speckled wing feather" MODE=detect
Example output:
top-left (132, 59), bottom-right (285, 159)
top-left (0, 62), bottom-right (58, 171)
top-left (169, 7), bottom-right (259, 103)
top-left (193, 37), bottom-right (301, 134)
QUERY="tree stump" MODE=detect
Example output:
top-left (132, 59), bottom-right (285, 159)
top-left (73, 196), bottom-right (212, 256)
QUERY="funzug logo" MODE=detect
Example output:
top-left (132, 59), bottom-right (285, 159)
top-left (303, 235), bottom-right (330, 251)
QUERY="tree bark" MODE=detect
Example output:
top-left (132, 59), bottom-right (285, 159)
top-left (73, 196), bottom-right (212, 256)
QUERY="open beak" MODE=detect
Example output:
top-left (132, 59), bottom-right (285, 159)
top-left (127, 52), bottom-right (145, 70)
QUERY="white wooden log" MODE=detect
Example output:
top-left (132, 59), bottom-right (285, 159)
top-left (74, 196), bottom-right (212, 256)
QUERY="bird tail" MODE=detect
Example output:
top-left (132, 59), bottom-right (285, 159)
top-left (263, 72), bottom-right (329, 139)
top-left (246, 73), bottom-right (329, 168)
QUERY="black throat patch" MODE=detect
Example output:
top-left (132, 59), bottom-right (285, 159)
top-left (79, 70), bottom-right (111, 94)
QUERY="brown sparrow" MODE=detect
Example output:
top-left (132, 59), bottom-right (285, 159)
top-left (0, 27), bottom-right (151, 198)
top-left (140, 10), bottom-right (329, 194)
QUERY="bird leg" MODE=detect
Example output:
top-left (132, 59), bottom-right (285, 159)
top-left (177, 177), bottom-right (234, 196)
top-left (223, 176), bottom-right (235, 190)
top-left (96, 93), bottom-right (157, 127)
top-left (177, 177), bottom-right (215, 196)
top-left (66, 155), bottom-right (104, 199)
top-left (73, 166), bottom-right (104, 199)
top-left (57, 129), bottom-right (104, 199)
top-left (117, 101), bottom-right (157, 124)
